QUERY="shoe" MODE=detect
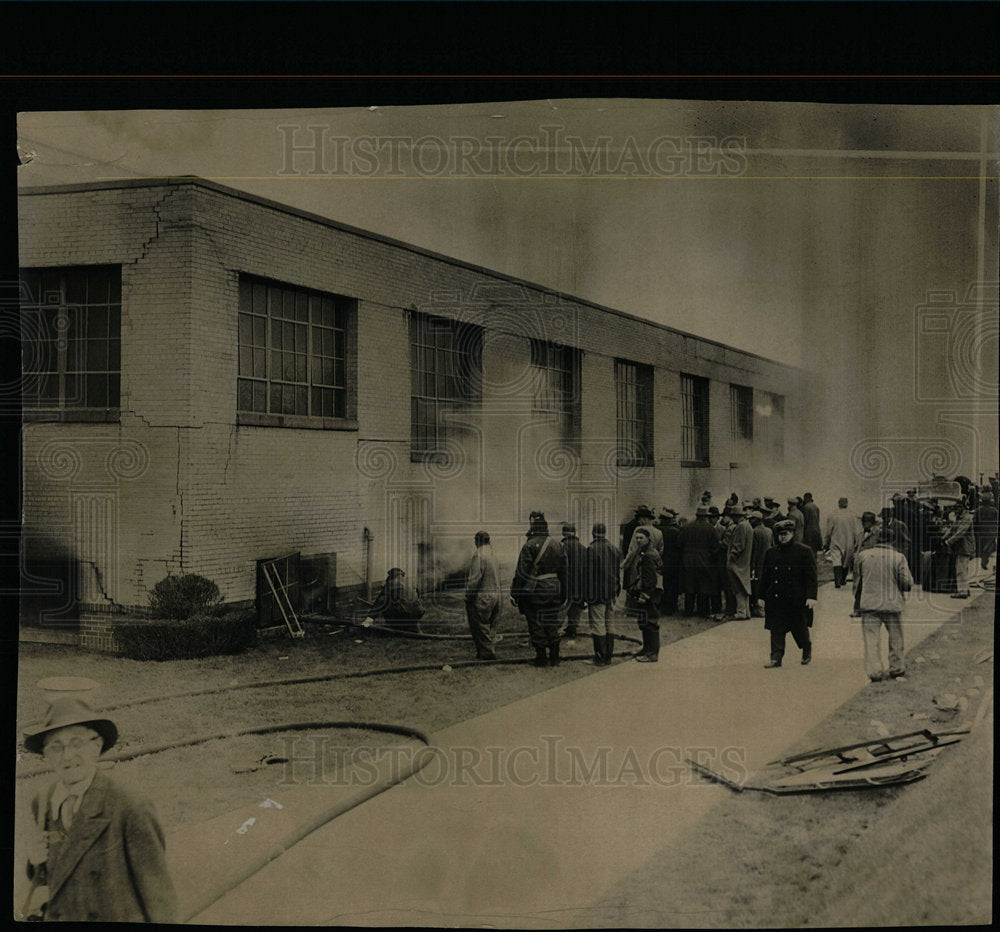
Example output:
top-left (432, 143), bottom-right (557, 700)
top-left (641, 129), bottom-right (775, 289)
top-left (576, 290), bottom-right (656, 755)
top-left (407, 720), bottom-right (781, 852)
top-left (548, 642), bottom-right (561, 667)
top-left (764, 660), bottom-right (782, 669)
top-left (635, 654), bottom-right (658, 663)
top-left (869, 673), bottom-right (887, 683)
top-left (532, 648), bottom-right (548, 667)
top-left (604, 633), bottom-right (615, 664)
top-left (849, 611), bottom-right (862, 618)
top-left (889, 670), bottom-right (906, 679)
top-left (731, 613), bottom-right (751, 621)
top-left (801, 654), bottom-right (812, 665)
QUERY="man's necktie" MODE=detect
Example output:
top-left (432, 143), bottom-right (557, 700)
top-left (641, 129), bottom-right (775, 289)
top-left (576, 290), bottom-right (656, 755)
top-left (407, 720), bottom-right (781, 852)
top-left (59, 795), bottom-right (78, 830)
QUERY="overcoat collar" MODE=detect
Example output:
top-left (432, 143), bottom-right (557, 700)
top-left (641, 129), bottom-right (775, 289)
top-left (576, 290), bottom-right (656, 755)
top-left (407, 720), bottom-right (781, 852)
top-left (46, 770), bottom-right (112, 901)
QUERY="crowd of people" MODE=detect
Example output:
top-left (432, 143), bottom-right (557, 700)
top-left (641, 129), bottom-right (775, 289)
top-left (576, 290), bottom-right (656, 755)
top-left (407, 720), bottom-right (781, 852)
top-left (454, 480), bottom-right (997, 673)
top-left (360, 478), bottom-right (997, 677)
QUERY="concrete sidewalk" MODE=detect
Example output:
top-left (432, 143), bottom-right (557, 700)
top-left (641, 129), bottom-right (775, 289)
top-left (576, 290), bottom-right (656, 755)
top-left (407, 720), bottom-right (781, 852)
top-left (175, 581), bottom-right (988, 926)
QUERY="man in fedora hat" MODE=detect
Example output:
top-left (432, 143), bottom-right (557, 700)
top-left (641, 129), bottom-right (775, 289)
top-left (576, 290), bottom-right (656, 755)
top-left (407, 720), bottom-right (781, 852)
top-left (725, 505), bottom-right (754, 619)
top-left (760, 519), bottom-right (818, 668)
top-left (679, 505), bottom-right (719, 618)
top-left (20, 698), bottom-right (177, 922)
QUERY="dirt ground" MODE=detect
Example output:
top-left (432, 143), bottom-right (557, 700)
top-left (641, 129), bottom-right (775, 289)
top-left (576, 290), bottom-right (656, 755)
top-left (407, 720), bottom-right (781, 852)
top-left (574, 589), bottom-right (994, 928)
top-left (15, 563), bottom-right (992, 927)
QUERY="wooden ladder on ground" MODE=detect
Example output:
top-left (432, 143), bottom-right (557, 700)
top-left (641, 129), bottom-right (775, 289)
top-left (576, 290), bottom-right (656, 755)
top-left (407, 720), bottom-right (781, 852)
top-left (261, 560), bottom-right (305, 638)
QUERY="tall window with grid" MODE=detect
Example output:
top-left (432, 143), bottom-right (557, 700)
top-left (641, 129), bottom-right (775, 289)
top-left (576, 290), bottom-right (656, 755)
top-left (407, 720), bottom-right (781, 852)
top-left (21, 266), bottom-right (122, 411)
top-left (237, 276), bottom-right (353, 422)
top-left (409, 312), bottom-right (483, 457)
top-left (681, 373), bottom-right (710, 465)
top-left (531, 340), bottom-right (581, 447)
top-left (756, 391), bottom-right (785, 461)
top-left (730, 383), bottom-right (753, 442)
top-left (615, 359), bottom-right (654, 467)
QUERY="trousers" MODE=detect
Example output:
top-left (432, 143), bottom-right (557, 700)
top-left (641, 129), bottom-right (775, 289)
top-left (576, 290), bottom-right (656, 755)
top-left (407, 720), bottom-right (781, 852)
top-left (861, 611), bottom-right (904, 678)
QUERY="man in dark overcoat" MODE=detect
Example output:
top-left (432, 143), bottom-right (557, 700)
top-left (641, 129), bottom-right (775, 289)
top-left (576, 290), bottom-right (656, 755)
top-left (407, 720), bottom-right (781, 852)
top-left (801, 492), bottom-right (823, 552)
top-left (748, 510), bottom-right (772, 617)
top-left (560, 523), bottom-right (587, 638)
top-left (20, 699), bottom-right (177, 923)
top-left (679, 505), bottom-right (718, 617)
top-left (584, 523), bottom-right (622, 665)
top-left (760, 519), bottom-right (818, 668)
top-left (656, 508), bottom-right (682, 615)
top-left (511, 511), bottom-right (567, 666)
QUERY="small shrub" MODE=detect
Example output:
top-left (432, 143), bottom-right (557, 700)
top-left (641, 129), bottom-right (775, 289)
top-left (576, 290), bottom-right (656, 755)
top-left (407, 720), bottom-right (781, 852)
top-left (148, 574), bottom-right (222, 620)
top-left (113, 608), bottom-right (257, 661)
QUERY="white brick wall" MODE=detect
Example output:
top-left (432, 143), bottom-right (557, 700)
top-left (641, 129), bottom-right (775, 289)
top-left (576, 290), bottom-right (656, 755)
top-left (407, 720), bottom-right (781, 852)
top-left (19, 180), bottom-right (802, 615)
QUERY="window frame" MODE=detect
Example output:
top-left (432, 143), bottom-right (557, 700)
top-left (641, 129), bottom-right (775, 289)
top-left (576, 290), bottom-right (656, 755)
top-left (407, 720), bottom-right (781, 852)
top-left (20, 265), bottom-right (122, 422)
top-left (615, 358), bottom-right (654, 468)
top-left (530, 339), bottom-right (581, 450)
top-left (680, 373), bottom-right (711, 467)
top-left (730, 383), bottom-right (754, 443)
top-left (757, 390), bottom-right (785, 462)
top-left (235, 275), bottom-right (358, 430)
top-left (409, 311), bottom-right (483, 460)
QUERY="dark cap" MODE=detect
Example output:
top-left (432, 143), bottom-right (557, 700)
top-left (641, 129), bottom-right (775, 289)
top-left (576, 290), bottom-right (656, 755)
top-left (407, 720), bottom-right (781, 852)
top-left (592, 522), bottom-right (607, 537)
top-left (635, 505), bottom-right (654, 518)
top-left (774, 519), bottom-right (796, 534)
top-left (474, 530), bottom-right (491, 546)
top-left (23, 698), bottom-right (118, 756)
top-left (562, 523), bottom-right (577, 535)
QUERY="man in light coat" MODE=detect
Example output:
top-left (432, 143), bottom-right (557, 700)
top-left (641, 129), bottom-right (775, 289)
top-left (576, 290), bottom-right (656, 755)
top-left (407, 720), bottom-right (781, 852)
top-left (20, 699), bottom-right (177, 922)
top-left (824, 497), bottom-right (860, 588)
top-left (854, 527), bottom-right (914, 681)
top-left (725, 505), bottom-right (754, 619)
top-left (942, 501), bottom-right (976, 598)
top-left (465, 530), bottom-right (502, 660)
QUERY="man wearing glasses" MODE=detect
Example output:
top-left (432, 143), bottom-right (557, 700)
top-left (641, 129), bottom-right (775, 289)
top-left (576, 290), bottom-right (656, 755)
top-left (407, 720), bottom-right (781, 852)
top-left (20, 698), bottom-right (177, 922)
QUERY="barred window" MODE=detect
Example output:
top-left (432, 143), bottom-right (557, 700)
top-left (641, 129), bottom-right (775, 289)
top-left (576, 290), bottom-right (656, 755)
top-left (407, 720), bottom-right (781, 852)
top-left (756, 391), bottom-right (785, 461)
top-left (410, 312), bottom-right (483, 456)
top-left (615, 359), bottom-right (654, 467)
top-left (237, 276), bottom-right (354, 422)
top-left (531, 340), bottom-right (580, 446)
top-left (681, 373), bottom-right (710, 465)
top-left (21, 266), bottom-right (122, 410)
top-left (730, 383), bottom-right (753, 442)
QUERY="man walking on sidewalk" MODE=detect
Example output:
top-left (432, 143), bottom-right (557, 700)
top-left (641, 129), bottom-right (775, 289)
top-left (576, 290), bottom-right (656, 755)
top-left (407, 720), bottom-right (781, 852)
top-left (854, 526), bottom-right (913, 682)
top-left (760, 519), bottom-right (817, 668)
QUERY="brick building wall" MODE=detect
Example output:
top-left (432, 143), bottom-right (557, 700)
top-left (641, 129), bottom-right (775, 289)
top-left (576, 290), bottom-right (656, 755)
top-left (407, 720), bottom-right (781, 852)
top-left (19, 179), bottom-right (805, 622)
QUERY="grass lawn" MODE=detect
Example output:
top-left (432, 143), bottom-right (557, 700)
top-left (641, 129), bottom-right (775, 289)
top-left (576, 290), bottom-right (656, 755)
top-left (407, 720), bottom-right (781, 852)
top-left (17, 591), bottom-right (722, 832)
top-left (577, 587), bottom-right (994, 928)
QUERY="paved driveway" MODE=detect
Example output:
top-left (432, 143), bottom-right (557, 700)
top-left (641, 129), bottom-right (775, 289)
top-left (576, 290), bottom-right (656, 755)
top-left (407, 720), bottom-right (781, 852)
top-left (175, 582), bottom-right (983, 926)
